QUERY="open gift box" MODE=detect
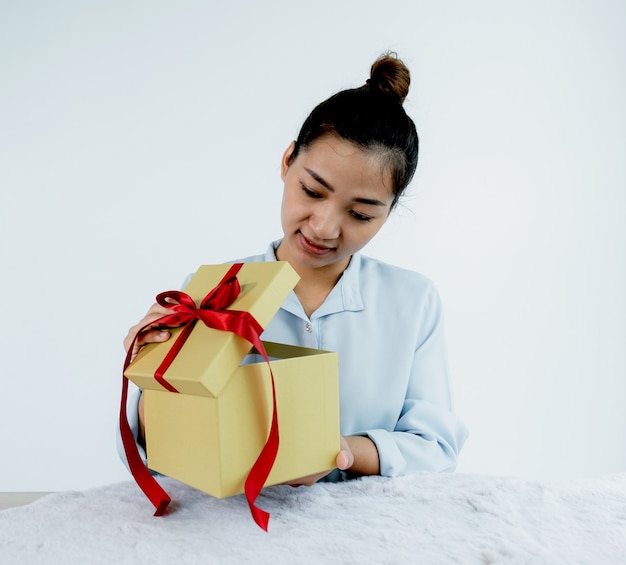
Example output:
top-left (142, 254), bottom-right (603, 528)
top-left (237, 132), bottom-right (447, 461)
top-left (124, 261), bottom-right (340, 500)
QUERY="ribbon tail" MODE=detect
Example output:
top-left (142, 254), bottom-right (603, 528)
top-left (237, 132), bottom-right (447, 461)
top-left (241, 330), bottom-right (280, 532)
top-left (121, 344), bottom-right (171, 515)
top-left (243, 376), bottom-right (279, 532)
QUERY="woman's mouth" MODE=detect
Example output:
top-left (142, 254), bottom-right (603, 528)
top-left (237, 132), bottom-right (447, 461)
top-left (298, 232), bottom-right (335, 256)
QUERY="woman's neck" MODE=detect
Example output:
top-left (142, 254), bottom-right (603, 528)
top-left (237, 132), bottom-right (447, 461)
top-left (292, 271), bottom-right (341, 318)
top-left (275, 243), bottom-right (349, 318)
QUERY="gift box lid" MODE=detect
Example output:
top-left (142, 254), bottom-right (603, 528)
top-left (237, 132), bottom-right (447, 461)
top-left (125, 261), bottom-right (300, 397)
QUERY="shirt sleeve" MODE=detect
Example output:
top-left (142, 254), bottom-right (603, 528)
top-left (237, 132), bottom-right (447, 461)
top-left (362, 284), bottom-right (468, 476)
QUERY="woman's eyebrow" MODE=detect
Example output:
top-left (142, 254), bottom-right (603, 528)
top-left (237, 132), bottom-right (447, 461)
top-left (354, 197), bottom-right (387, 206)
top-left (305, 167), bottom-right (334, 191)
top-left (304, 167), bottom-right (387, 206)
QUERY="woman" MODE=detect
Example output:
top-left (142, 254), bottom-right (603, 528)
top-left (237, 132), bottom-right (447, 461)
top-left (120, 52), bottom-right (468, 489)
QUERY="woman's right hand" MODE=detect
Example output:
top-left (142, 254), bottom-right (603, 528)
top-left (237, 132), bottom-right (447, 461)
top-left (123, 302), bottom-right (174, 362)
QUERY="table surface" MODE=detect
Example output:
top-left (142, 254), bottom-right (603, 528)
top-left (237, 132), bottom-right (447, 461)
top-left (0, 493), bottom-right (51, 510)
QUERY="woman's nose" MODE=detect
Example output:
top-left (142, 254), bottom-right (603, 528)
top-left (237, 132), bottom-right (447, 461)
top-left (309, 204), bottom-right (341, 240)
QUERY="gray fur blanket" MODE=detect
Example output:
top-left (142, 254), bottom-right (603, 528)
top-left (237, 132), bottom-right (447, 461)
top-left (1, 472), bottom-right (625, 564)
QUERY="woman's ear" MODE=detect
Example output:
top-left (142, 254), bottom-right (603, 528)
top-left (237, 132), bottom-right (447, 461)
top-left (280, 141), bottom-right (296, 181)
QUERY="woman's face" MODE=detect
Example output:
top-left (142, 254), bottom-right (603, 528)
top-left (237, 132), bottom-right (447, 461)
top-left (278, 134), bottom-right (393, 276)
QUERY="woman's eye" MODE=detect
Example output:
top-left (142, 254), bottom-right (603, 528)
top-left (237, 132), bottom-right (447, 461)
top-left (351, 211), bottom-right (373, 222)
top-left (301, 184), bottom-right (321, 198)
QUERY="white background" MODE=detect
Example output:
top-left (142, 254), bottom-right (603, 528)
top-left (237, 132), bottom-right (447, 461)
top-left (1, 0), bottom-right (625, 491)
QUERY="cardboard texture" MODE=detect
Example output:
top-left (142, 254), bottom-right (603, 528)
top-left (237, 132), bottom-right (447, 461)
top-left (124, 262), bottom-right (340, 498)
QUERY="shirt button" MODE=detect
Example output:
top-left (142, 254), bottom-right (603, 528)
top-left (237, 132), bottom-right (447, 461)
top-left (305, 322), bottom-right (312, 333)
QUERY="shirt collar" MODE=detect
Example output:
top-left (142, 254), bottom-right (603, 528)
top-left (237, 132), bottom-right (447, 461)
top-left (264, 240), bottom-right (364, 319)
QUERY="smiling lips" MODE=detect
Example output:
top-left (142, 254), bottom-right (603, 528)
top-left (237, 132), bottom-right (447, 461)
top-left (298, 232), bottom-right (336, 256)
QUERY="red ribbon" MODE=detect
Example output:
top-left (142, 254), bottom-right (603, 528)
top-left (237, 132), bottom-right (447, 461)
top-left (120, 263), bottom-right (279, 531)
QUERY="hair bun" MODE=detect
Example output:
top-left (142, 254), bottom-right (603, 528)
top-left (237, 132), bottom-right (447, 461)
top-left (367, 52), bottom-right (410, 104)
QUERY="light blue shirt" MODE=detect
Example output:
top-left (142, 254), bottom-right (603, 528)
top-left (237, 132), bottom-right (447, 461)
top-left (118, 241), bottom-right (468, 479)
top-left (239, 242), bottom-right (468, 476)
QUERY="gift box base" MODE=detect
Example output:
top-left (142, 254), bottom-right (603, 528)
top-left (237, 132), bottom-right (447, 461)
top-left (144, 341), bottom-right (340, 498)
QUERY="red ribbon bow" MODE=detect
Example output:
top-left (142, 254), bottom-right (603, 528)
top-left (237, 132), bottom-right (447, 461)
top-left (119, 263), bottom-right (279, 531)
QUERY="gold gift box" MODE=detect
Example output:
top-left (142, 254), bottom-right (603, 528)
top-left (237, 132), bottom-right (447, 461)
top-left (124, 262), bottom-right (340, 498)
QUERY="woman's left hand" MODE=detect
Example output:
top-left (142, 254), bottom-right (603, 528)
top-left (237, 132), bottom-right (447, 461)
top-left (283, 436), bottom-right (354, 487)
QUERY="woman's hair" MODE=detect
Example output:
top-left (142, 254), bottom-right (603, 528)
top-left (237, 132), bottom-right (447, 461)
top-left (289, 52), bottom-right (419, 208)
